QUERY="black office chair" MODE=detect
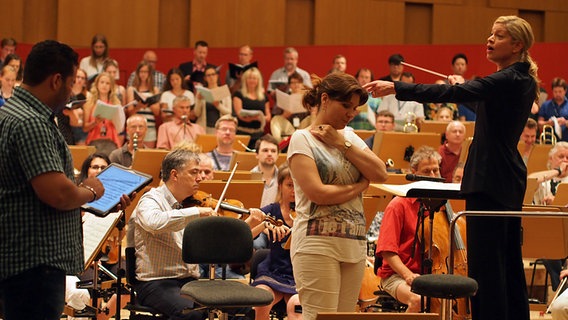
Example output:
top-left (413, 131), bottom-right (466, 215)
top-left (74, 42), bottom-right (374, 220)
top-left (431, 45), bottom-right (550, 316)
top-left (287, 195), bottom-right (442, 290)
top-left (181, 216), bottom-right (274, 320)
top-left (123, 247), bottom-right (166, 319)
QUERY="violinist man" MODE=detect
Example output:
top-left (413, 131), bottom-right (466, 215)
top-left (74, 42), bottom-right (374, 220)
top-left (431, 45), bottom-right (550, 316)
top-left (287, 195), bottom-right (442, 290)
top-left (109, 114), bottom-right (148, 167)
top-left (128, 148), bottom-right (266, 319)
top-left (375, 146), bottom-right (442, 313)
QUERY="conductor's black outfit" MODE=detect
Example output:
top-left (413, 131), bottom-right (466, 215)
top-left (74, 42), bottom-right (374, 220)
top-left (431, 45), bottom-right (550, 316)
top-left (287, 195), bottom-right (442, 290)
top-left (394, 61), bottom-right (536, 320)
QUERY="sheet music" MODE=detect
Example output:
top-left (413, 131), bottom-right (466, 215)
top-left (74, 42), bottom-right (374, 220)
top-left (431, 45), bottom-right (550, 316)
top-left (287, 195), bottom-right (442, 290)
top-left (82, 211), bottom-right (121, 271)
top-left (373, 181), bottom-right (461, 198)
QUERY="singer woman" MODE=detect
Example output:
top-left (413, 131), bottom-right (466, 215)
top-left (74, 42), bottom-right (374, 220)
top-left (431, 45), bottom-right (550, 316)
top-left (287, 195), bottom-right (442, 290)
top-left (287, 72), bottom-right (388, 320)
top-left (364, 15), bottom-right (538, 320)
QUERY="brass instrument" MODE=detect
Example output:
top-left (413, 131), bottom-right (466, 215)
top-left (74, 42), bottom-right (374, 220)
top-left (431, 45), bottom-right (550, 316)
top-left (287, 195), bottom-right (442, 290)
top-left (540, 124), bottom-right (557, 145)
top-left (403, 112), bottom-right (419, 133)
top-left (385, 158), bottom-right (394, 168)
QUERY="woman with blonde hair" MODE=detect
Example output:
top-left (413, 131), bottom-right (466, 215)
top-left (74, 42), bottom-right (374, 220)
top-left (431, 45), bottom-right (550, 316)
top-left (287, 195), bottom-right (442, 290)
top-left (233, 67), bottom-right (271, 149)
top-left (82, 72), bottom-right (122, 147)
top-left (365, 15), bottom-right (539, 320)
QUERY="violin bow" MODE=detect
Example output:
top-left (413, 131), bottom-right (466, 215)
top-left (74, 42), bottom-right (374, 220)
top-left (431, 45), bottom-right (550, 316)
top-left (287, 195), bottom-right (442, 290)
top-left (213, 161), bottom-right (239, 214)
top-left (547, 276), bottom-right (567, 313)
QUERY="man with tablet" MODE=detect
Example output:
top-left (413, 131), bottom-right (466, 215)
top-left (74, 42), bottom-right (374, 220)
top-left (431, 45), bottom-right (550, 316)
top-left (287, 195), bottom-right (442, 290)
top-left (0, 41), bottom-right (131, 320)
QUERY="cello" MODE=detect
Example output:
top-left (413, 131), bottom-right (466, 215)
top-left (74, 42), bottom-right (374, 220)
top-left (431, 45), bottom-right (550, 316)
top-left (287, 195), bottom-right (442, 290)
top-left (421, 200), bottom-right (470, 320)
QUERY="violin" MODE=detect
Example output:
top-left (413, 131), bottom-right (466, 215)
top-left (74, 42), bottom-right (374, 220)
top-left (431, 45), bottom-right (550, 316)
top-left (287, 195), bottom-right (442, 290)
top-left (182, 190), bottom-right (283, 227)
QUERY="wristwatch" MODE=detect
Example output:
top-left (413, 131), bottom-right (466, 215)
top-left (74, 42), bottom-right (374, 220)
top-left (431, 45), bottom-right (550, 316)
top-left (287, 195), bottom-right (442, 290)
top-left (343, 140), bottom-right (352, 155)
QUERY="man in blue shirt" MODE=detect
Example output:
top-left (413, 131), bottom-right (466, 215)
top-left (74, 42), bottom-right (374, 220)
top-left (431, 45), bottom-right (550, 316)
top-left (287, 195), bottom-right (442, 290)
top-left (538, 77), bottom-right (568, 141)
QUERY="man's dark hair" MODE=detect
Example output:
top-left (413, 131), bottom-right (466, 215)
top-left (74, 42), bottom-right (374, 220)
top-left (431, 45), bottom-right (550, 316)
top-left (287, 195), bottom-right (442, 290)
top-left (1, 37), bottom-right (17, 48)
top-left (255, 134), bottom-right (280, 154)
top-left (388, 53), bottom-right (404, 65)
top-left (195, 40), bottom-right (208, 48)
top-left (23, 40), bottom-right (78, 86)
top-left (452, 53), bottom-right (468, 65)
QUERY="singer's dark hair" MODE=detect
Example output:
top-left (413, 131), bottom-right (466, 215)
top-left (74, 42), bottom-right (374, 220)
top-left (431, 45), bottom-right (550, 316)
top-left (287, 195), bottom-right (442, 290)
top-left (23, 40), bottom-right (78, 86)
top-left (409, 146), bottom-right (441, 171)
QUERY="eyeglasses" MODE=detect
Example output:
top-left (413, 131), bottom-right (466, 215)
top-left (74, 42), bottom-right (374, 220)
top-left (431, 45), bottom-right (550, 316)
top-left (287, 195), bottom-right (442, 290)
top-left (90, 165), bottom-right (107, 171)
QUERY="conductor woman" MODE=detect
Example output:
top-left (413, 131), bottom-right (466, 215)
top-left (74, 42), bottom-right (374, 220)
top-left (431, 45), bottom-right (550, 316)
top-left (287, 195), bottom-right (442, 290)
top-left (364, 15), bottom-right (538, 320)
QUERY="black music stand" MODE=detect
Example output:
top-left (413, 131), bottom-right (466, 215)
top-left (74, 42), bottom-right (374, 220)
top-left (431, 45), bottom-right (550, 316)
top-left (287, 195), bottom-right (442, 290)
top-left (372, 181), bottom-right (463, 312)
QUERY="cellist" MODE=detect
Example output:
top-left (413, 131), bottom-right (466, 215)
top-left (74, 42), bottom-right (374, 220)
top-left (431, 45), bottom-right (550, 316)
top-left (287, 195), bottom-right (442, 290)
top-left (375, 146), bottom-right (442, 313)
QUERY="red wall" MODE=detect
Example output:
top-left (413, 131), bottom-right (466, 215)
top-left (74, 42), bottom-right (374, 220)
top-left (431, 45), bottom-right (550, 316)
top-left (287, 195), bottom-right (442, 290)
top-left (15, 42), bottom-right (568, 91)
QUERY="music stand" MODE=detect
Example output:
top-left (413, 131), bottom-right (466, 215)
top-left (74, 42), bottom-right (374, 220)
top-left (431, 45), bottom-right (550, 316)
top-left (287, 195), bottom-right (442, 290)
top-left (82, 211), bottom-right (126, 319)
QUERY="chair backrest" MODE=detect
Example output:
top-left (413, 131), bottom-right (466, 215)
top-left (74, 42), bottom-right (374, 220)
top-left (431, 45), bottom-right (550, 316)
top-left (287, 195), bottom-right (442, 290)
top-left (182, 216), bottom-right (253, 264)
top-left (125, 247), bottom-right (138, 285)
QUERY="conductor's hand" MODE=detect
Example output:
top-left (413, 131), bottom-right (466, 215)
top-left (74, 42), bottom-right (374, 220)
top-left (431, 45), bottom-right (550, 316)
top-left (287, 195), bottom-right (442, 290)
top-left (362, 80), bottom-right (395, 98)
top-left (113, 193), bottom-right (135, 212)
top-left (448, 75), bottom-right (465, 85)
top-left (198, 207), bottom-right (214, 217)
top-left (82, 177), bottom-right (105, 200)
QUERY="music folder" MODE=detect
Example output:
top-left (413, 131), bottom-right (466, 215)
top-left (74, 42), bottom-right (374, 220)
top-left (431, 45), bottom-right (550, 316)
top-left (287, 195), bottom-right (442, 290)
top-left (81, 163), bottom-right (153, 217)
top-left (372, 181), bottom-right (462, 199)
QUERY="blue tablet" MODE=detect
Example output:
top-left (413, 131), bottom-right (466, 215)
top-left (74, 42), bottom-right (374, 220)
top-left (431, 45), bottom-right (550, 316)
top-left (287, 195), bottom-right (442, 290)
top-left (81, 163), bottom-right (153, 217)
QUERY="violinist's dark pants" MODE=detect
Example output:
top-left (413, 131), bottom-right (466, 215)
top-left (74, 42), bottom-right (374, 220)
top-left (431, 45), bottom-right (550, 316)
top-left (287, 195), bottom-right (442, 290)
top-left (466, 193), bottom-right (529, 320)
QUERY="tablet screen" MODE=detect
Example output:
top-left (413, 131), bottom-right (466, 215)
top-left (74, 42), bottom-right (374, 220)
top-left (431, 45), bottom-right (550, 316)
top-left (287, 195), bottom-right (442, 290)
top-left (81, 163), bottom-right (153, 217)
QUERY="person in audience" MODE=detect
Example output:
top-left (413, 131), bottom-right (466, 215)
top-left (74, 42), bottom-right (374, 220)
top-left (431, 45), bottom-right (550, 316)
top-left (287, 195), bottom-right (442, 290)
top-left (193, 65), bottom-right (232, 133)
top-left (127, 50), bottom-right (166, 90)
top-left (287, 72), bottom-right (388, 320)
top-left (179, 40), bottom-right (216, 91)
top-left (348, 68), bottom-right (382, 130)
top-left (109, 115), bottom-right (148, 167)
top-left (520, 118), bottom-right (538, 164)
top-left (82, 72), bottom-right (121, 147)
top-left (528, 141), bottom-right (568, 205)
top-left (160, 67), bottom-right (195, 123)
top-left (102, 58), bottom-right (126, 105)
top-left (424, 80), bottom-right (459, 120)
top-left (538, 77), bottom-right (568, 142)
top-left (128, 148), bottom-right (265, 319)
top-left (435, 105), bottom-right (454, 122)
top-left (438, 121), bottom-right (466, 182)
top-left (233, 67), bottom-right (271, 149)
top-left (271, 72), bottom-right (308, 144)
top-left (364, 110), bottom-right (396, 148)
top-left (157, 95), bottom-right (205, 150)
top-left (376, 146), bottom-right (442, 313)
top-left (451, 53), bottom-right (468, 77)
top-left (126, 61), bottom-right (161, 148)
top-left (328, 54), bottom-right (347, 74)
top-left (251, 134), bottom-right (280, 208)
top-left (226, 45), bottom-right (255, 94)
top-left (3, 53), bottom-right (23, 85)
top-left (379, 53), bottom-right (404, 82)
top-left (67, 68), bottom-right (89, 145)
top-left (0, 37), bottom-right (16, 65)
top-left (207, 114), bottom-right (238, 171)
top-left (79, 34), bottom-right (109, 80)
top-left (0, 65), bottom-right (16, 102)
top-left (198, 153), bottom-right (215, 181)
top-left (252, 164), bottom-right (302, 320)
top-left (453, 162), bottom-right (465, 183)
top-left (377, 72), bottom-right (424, 131)
top-left (268, 47), bottom-right (312, 93)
